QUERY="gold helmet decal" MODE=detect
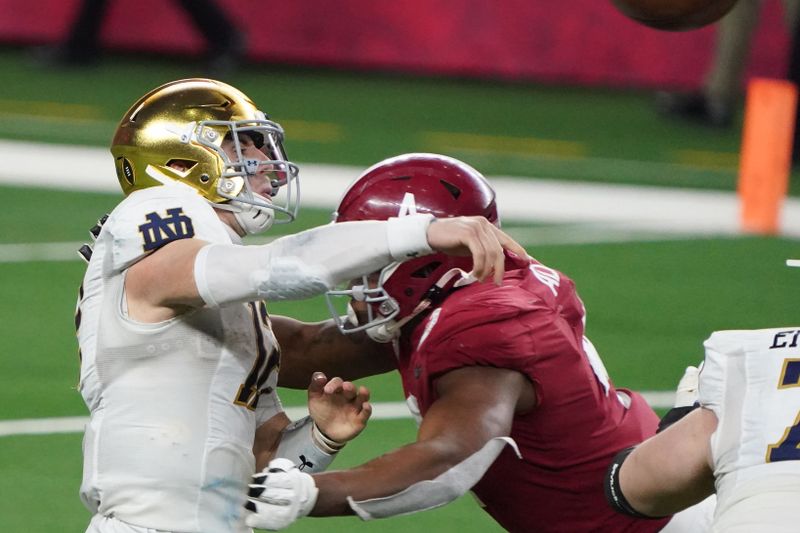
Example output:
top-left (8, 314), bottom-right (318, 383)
top-left (117, 157), bottom-right (135, 187)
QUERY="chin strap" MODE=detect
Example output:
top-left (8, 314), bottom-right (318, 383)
top-left (233, 199), bottom-right (274, 235)
top-left (363, 299), bottom-right (433, 343)
top-left (212, 189), bottom-right (276, 235)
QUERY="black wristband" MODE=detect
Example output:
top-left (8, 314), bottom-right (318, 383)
top-left (604, 446), bottom-right (665, 520)
top-left (657, 404), bottom-right (699, 433)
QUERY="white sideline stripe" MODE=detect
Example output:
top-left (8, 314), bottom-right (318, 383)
top-left (0, 392), bottom-right (675, 437)
top-left (0, 405), bottom-right (403, 437)
top-left (3, 139), bottom-right (800, 237)
top-left (0, 242), bottom-right (87, 263)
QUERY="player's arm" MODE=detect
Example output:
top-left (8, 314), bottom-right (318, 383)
top-left (313, 366), bottom-right (534, 515)
top-left (271, 315), bottom-right (396, 389)
top-left (125, 238), bottom-right (209, 322)
top-left (252, 373), bottom-right (372, 471)
top-left (607, 407), bottom-right (717, 518)
top-left (125, 215), bottom-right (526, 323)
top-left (246, 364), bottom-right (535, 529)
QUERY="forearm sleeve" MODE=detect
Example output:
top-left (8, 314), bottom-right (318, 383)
top-left (194, 215), bottom-right (434, 307)
top-left (274, 416), bottom-right (343, 474)
top-left (347, 437), bottom-right (520, 520)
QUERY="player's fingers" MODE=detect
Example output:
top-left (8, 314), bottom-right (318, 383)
top-left (493, 226), bottom-right (528, 259)
top-left (323, 376), bottom-right (344, 394)
top-left (350, 385), bottom-right (371, 410)
top-left (474, 218), bottom-right (504, 283)
top-left (475, 219), bottom-right (505, 285)
top-left (464, 220), bottom-right (490, 282)
top-left (489, 227), bottom-right (506, 286)
top-left (307, 372), bottom-right (327, 398)
top-left (339, 381), bottom-right (357, 400)
top-left (492, 252), bottom-right (504, 285)
top-left (358, 385), bottom-right (371, 402)
top-left (358, 401), bottom-right (372, 423)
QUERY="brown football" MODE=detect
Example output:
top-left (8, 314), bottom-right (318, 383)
top-left (611, 0), bottom-right (739, 31)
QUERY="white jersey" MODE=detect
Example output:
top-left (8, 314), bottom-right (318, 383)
top-left (698, 328), bottom-right (800, 533)
top-left (77, 186), bottom-right (283, 533)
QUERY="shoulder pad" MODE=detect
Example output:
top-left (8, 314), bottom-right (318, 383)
top-left (104, 186), bottom-right (231, 272)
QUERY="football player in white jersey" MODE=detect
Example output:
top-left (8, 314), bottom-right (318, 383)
top-left (75, 78), bottom-right (526, 533)
top-left (604, 281), bottom-right (800, 531)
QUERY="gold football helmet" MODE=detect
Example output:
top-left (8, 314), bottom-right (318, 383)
top-left (110, 78), bottom-right (299, 233)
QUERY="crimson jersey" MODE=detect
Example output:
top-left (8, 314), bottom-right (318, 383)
top-left (396, 258), bottom-right (670, 533)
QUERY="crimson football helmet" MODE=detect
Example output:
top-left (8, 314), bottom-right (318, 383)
top-left (325, 153), bottom-right (499, 341)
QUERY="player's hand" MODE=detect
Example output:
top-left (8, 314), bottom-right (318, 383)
top-left (426, 216), bottom-right (528, 285)
top-left (674, 365), bottom-right (701, 408)
top-left (307, 372), bottom-right (372, 443)
top-left (245, 458), bottom-right (318, 530)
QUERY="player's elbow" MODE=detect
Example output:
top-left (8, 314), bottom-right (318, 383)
top-left (605, 447), bottom-right (668, 519)
top-left (419, 437), bottom-right (487, 479)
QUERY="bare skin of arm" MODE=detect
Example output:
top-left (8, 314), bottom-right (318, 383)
top-left (308, 365), bottom-right (536, 516)
top-left (127, 246), bottom-right (397, 386)
top-left (125, 237), bottom-right (209, 322)
top-left (253, 411), bottom-right (293, 470)
top-left (252, 373), bottom-right (372, 470)
top-left (619, 407), bottom-right (717, 517)
top-left (272, 315), bottom-right (397, 388)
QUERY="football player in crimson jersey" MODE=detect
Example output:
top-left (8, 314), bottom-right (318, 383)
top-left (248, 153), bottom-right (715, 532)
top-left (77, 79), bottom-right (525, 533)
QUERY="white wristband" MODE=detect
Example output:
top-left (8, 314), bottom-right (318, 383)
top-left (312, 422), bottom-right (346, 454)
top-left (386, 214), bottom-right (435, 261)
top-left (275, 416), bottom-right (343, 473)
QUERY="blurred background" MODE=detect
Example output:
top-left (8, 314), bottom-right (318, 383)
top-left (0, 0), bottom-right (797, 531)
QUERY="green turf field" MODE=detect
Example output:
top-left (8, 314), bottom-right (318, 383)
top-left (2, 46), bottom-right (788, 193)
top-left (0, 47), bottom-right (798, 532)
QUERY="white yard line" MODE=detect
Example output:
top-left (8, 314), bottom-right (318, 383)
top-left (0, 137), bottom-right (779, 264)
top-left (0, 242), bottom-right (87, 263)
top-left (0, 404), bottom-right (407, 437)
top-left (0, 392), bottom-right (675, 437)
top-left (3, 139), bottom-right (800, 237)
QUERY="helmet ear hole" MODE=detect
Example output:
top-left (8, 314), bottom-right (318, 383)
top-left (166, 159), bottom-right (198, 173)
top-left (199, 174), bottom-right (210, 183)
top-left (411, 261), bottom-right (441, 279)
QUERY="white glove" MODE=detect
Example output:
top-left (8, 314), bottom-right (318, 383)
top-left (245, 458), bottom-right (319, 530)
top-left (673, 364), bottom-right (701, 408)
